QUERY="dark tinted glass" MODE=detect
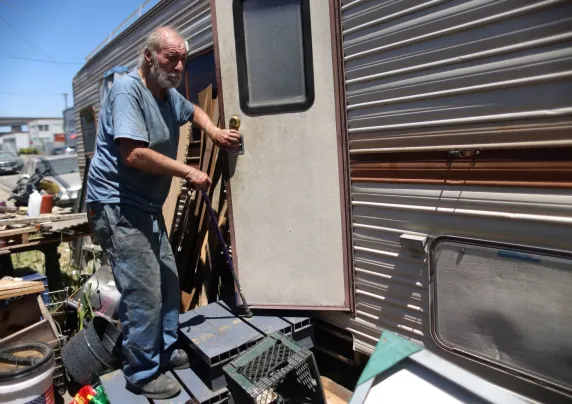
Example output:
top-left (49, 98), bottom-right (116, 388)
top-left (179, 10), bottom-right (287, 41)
top-left (233, 0), bottom-right (314, 114)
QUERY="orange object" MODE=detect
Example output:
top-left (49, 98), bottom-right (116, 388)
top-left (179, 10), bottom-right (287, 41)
top-left (40, 194), bottom-right (53, 214)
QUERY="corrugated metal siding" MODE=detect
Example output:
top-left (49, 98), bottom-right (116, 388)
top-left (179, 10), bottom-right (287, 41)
top-left (323, 0), bottom-right (572, 355)
top-left (72, 0), bottom-right (213, 179)
top-left (325, 182), bottom-right (572, 354)
top-left (343, 0), bottom-right (572, 153)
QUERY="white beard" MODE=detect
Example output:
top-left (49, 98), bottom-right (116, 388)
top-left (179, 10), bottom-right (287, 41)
top-left (149, 55), bottom-right (183, 89)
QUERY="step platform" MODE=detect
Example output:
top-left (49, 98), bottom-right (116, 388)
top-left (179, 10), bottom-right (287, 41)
top-left (99, 301), bottom-right (313, 403)
top-left (100, 368), bottom-right (230, 404)
top-left (179, 301), bottom-right (313, 391)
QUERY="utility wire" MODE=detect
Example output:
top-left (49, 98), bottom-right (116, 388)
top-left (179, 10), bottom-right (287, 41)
top-left (0, 54), bottom-right (83, 65)
top-left (0, 92), bottom-right (64, 96)
top-left (0, 0), bottom-right (52, 25)
top-left (0, 14), bottom-right (73, 73)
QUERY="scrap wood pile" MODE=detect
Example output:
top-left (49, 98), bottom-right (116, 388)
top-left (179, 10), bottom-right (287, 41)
top-left (0, 212), bottom-right (89, 251)
top-left (0, 277), bottom-right (45, 300)
top-left (164, 84), bottom-right (233, 312)
top-left (0, 277), bottom-right (60, 353)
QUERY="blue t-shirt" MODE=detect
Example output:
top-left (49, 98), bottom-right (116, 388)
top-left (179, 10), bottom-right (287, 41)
top-left (87, 70), bottom-right (194, 212)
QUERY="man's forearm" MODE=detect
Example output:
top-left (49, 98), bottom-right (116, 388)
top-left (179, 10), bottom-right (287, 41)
top-left (121, 142), bottom-right (194, 178)
top-left (192, 105), bottom-right (217, 139)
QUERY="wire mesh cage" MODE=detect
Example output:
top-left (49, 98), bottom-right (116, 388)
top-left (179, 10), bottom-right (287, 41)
top-left (46, 286), bottom-right (70, 313)
top-left (223, 332), bottom-right (325, 404)
top-left (51, 333), bottom-right (68, 395)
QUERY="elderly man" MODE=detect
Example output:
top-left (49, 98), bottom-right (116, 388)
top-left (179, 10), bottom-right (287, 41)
top-left (86, 27), bottom-right (240, 399)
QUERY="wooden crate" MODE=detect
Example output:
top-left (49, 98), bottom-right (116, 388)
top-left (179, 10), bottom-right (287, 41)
top-left (0, 295), bottom-right (60, 350)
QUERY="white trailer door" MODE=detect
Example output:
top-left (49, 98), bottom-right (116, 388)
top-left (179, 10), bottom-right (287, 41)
top-left (212, 0), bottom-right (351, 309)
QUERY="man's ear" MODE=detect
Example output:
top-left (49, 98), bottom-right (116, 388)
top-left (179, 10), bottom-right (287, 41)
top-left (144, 49), bottom-right (153, 65)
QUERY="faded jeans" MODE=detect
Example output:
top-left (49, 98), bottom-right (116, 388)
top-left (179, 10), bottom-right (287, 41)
top-left (87, 202), bottom-right (180, 386)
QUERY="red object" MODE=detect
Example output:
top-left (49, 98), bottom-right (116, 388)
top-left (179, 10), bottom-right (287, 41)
top-left (70, 133), bottom-right (77, 139)
top-left (71, 385), bottom-right (97, 404)
top-left (40, 194), bottom-right (53, 214)
top-left (54, 133), bottom-right (65, 142)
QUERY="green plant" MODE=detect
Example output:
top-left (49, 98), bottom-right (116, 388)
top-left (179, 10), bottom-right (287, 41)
top-left (18, 147), bottom-right (39, 155)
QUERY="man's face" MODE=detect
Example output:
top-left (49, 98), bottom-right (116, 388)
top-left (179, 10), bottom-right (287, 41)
top-left (147, 37), bottom-right (186, 89)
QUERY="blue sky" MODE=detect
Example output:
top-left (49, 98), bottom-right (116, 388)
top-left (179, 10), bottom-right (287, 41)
top-left (0, 0), bottom-right (159, 118)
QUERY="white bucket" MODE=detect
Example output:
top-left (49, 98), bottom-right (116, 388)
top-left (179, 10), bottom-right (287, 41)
top-left (0, 343), bottom-right (56, 404)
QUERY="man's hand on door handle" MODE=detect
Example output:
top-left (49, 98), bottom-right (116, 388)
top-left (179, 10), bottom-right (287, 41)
top-left (210, 128), bottom-right (241, 151)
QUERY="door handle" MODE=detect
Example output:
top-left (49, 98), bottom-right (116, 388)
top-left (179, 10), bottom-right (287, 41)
top-left (229, 115), bottom-right (244, 155)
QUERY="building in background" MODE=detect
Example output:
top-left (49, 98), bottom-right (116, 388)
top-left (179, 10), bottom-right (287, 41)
top-left (63, 107), bottom-right (77, 147)
top-left (28, 118), bottom-right (64, 154)
top-left (0, 130), bottom-right (29, 154)
top-left (0, 117), bottom-right (32, 154)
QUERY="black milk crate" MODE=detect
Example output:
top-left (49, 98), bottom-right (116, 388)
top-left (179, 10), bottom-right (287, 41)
top-left (223, 332), bottom-right (325, 404)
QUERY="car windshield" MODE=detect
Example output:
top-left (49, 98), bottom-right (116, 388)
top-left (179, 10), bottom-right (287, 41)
top-left (0, 152), bottom-right (15, 159)
top-left (37, 157), bottom-right (78, 175)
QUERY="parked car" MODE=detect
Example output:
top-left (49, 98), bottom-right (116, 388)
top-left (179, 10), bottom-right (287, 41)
top-left (51, 146), bottom-right (77, 155)
top-left (16, 154), bottom-right (81, 206)
top-left (0, 151), bottom-right (24, 174)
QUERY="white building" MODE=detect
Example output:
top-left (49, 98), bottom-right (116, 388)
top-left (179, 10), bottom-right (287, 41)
top-left (0, 131), bottom-right (29, 153)
top-left (28, 118), bottom-right (65, 153)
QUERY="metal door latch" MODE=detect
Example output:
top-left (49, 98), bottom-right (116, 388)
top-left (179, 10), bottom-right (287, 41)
top-left (229, 115), bottom-right (244, 155)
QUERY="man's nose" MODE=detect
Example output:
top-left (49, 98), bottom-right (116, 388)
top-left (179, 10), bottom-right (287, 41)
top-left (175, 60), bottom-right (184, 71)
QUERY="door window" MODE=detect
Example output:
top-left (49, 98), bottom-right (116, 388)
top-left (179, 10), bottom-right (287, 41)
top-left (233, 0), bottom-right (314, 114)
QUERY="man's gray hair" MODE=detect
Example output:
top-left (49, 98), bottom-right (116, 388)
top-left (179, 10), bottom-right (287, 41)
top-left (139, 26), bottom-right (184, 67)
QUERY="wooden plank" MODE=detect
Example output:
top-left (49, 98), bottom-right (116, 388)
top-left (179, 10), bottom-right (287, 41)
top-left (0, 285), bottom-right (45, 300)
top-left (37, 295), bottom-right (61, 348)
top-left (325, 388), bottom-right (348, 404)
top-left (0, 226), bottom-right (37, 238)
top-left (189, 100), bottom-right (221, 308)
top-left (0, 281), bottom-right (43, 291)
top-left (164, 122), bottom-right (191, 236)
top-left (0, 213), bottom-right (86, 226)
top-left (0, 234), bottom-right (83, 253)
top-left (0, 319), bottom-right (58, 349)
top-left (179, 86), bottom-right (214, 311)
top-left (321, 376), bottom-right (352, 403)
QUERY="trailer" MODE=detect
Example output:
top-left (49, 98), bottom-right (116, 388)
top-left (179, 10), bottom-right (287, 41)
top-left (73, 0), bottom-right (572, 401)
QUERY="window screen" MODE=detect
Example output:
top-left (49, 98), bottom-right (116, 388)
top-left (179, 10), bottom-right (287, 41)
top-left (430, 237), bottom-right (572, 391)
top-left (233, 0), bottom-right (314, 114)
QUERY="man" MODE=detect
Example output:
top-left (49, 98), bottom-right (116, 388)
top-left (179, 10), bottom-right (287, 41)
top-left (86, 27), bottom-right (240, 399)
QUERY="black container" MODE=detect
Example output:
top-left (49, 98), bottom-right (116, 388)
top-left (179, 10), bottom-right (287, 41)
top-left (61, 316), bottom-right (122, 385)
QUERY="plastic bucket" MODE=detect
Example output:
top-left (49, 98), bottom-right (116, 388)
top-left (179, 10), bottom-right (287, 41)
top-left (61, 316), bottom-right (122, 385)
top-left (0, 342), bottom-right (55, 404)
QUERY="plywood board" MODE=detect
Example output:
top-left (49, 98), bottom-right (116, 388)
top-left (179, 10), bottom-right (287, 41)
top-left (164, 122), bottom-right (191, 236)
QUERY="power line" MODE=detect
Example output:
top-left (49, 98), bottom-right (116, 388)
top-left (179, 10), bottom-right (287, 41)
top-left (0, 0), bottom-right (51, 25)
top-left (0, 15), bottom-right (72, 73)
top-left (0, 54), bottom-right (83, 65)
top-left (0, 92), bottom-right (64, 97)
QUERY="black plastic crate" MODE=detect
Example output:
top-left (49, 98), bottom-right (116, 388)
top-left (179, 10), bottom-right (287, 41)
top-left (223, 332), bottom-right (325, 404)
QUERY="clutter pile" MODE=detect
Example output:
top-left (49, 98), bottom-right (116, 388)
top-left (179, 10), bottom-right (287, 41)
top-left (0, 277), bottom-right (66, 403)
top-left (0, 84), bottom-right (341, 403)
top-left (0, 209), bottom-right (89, 291)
